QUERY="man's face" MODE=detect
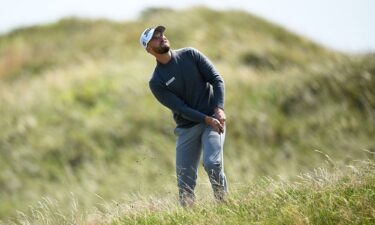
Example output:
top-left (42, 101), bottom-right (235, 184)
top-left (147, 31), bottom-right (170, 54)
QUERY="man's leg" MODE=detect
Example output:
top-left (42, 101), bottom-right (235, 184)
top-left (175, 124), bottom-right (204, 206)
top-left (202, 125), bottom-right (228, 201)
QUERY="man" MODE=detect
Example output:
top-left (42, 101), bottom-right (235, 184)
top-left (139, 25), bottom-right (228, 206)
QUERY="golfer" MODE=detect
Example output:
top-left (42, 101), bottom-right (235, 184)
top-left (140, 25), bottom-right (228, 206)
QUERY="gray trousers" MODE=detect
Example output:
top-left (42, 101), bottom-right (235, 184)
top-left (174, 123), bottom-right (227, 205)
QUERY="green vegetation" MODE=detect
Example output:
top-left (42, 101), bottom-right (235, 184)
top-left (0, 6), bottom-right (374, 224)
top-left (3, 160), bottom-right (375, 225)
top-left (114, 161), bottom-right (375, 225)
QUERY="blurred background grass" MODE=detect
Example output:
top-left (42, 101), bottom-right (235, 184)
top-left (0, 7), bottom-right (374, 220)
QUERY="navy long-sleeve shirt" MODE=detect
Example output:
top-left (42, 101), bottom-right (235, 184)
top-left (149, 47), bottom-right (225, 128)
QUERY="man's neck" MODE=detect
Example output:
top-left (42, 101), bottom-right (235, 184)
top-left (155, 51), bottom-right (172, 64)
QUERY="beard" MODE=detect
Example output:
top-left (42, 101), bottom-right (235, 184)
top-left (153, 43), bottom-right (170, 54)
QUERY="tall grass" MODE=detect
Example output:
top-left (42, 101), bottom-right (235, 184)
top-left (2, 159), bottom-right (374, 225)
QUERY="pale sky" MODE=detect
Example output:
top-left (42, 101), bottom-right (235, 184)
top-left (1, 0), bottom-right (374, 53)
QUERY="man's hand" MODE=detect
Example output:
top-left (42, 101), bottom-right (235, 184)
top-left (214, 108), bottom-right (226, 126)
top-left (205, 116), bottom-right (224, 134)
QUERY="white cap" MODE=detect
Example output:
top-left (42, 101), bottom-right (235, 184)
top-left (139, 25), bottom-right (166, 49)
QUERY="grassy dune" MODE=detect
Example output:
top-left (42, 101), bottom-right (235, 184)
top-left (0, 7), bottom-right (374, 223)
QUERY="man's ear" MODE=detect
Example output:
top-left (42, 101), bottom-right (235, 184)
top-left (145, 46), bottom-right (151, 53)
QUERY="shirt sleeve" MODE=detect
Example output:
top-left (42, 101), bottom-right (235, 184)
top-left (149, 80), bottom-right (207, 123)
top-left (191, 48), bottom-right (225, 109)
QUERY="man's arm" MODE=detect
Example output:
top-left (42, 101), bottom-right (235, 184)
top-left (149, 81), bottom-right (207, 123)
top-left (192, 48), bottom-right (226, 126)
top-left (192, 48), bottom-right (225, 110)
top-left (150, 81), bottom-right (225, 133)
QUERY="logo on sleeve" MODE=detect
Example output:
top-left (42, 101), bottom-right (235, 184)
top-left (166, 76), bottom-right (175, 86)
